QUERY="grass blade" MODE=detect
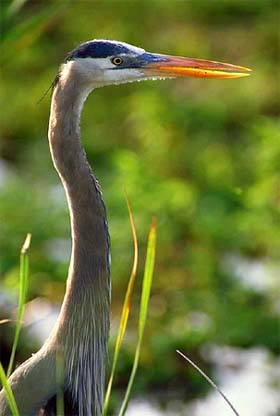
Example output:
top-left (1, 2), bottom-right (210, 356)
top-left (0, 362), bottom-right (19, 416)
top-left (102, 194), bottom-right (139, 416)
top-left (176, 350), bottom-right (239, 416)
top-left (118, 218), bottom-right (157, 416)
top-left (7, 233), bottom-right (31, 377)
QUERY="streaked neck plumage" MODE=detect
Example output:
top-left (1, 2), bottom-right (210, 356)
top-left (47, 63), bottom-right (111, 415)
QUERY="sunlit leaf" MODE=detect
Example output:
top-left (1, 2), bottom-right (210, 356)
top-left (0, 362), bottom-right (19, 416)
top-left (118, 219), bottom-right (157, 416)
top-left (102, 194), bottom-right (139, 416)
top-left (7, 233), bottom-right (31, 377)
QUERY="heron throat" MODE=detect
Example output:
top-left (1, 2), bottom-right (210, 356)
top-left (46, 64), bottom-right (111, 416)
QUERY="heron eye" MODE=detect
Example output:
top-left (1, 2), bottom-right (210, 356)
top-left (111, 57), bottom-right (123, 66)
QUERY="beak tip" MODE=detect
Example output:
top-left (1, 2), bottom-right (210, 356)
top-left (242, 66), bottom-right (252, 72)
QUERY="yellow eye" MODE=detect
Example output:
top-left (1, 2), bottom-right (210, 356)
top-left (111, 57), bottom-right (123, 66)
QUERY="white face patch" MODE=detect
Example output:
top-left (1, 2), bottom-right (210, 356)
top-left (59, 39), bottom-right (168, 89)
top-left (60, 55), bottom-right (170, 89)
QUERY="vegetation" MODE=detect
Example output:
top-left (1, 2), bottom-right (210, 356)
top-left (1, 0), bottom-right (279, 413)
top-left (0, 220), bottom-right (156, 415)
top-left (0, 234), bottom-right (31, 416)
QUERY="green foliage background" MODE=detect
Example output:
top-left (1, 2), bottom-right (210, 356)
top-left (1, 0), bottom-right (279, 410)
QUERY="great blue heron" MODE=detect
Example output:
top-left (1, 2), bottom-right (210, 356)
top-left (0, 40), bottom-right (250, 416)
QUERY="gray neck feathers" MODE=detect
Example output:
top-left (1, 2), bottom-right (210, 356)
top-left (0, 65), bottom-right (110, 416)
top-left (48, 67), bottom-right (111, 415)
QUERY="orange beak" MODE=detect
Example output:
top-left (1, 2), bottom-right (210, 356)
top-left (141, 53), bottom-right (251, 79)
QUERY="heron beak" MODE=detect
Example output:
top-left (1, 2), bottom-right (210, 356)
top-left (142, 53), bottom-right (251, 79)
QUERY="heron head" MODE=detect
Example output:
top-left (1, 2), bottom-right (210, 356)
top-left (59, 39), bottom-right (251, 88)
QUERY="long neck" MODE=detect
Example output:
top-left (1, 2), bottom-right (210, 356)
top-left (48, 69), bottom-right (110, 415)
